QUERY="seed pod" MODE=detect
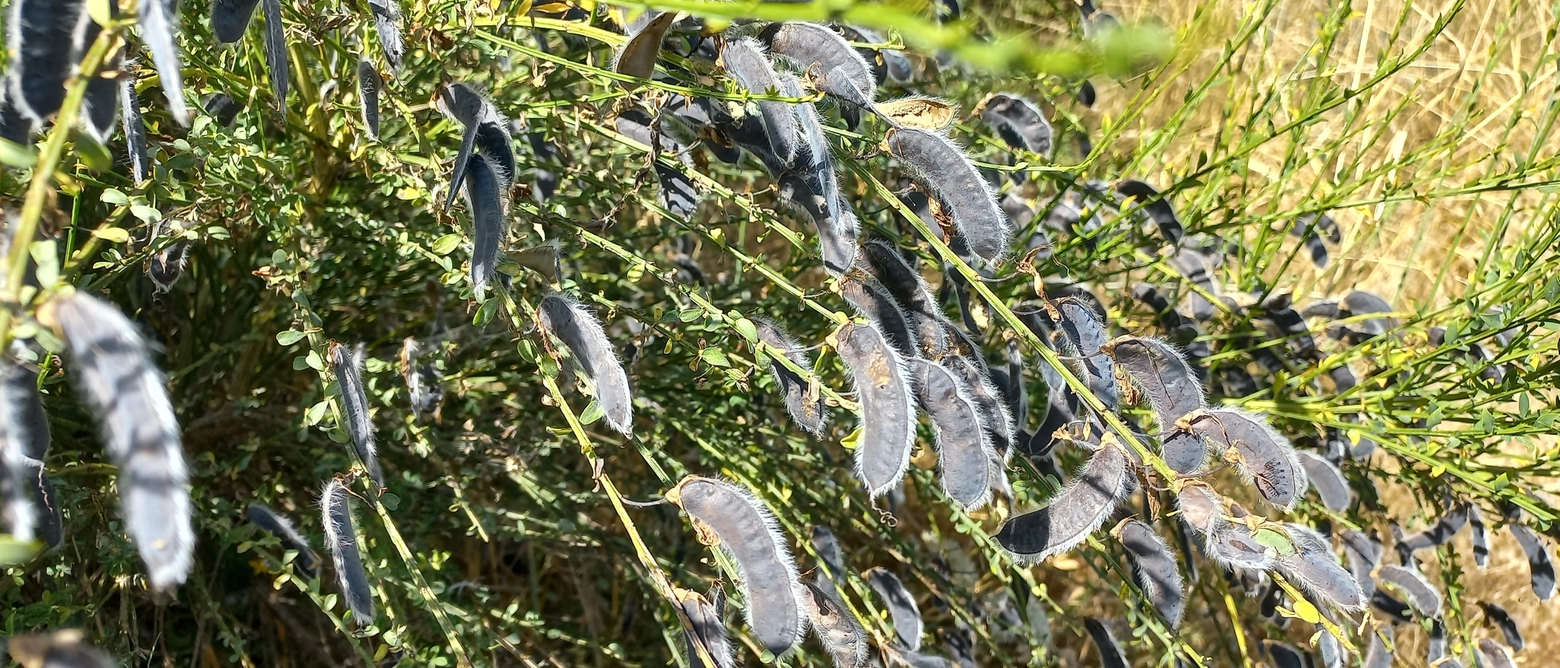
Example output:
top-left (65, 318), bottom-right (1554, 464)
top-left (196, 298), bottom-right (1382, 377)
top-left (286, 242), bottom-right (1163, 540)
top-left (357, 59), bottom-right (381, 140)
top-left (760, 22), bottom-right (875, 108)
top-left (0, 88), bottom-right (35, 146)
top-left (1051, 298), bottom-right (1119, 409)
top-left (1083, 619), bottom-right (1127, 668)
top-left (668, 476), bottom-right (807, 656)
top-left (1374, 564), bottom-right (1439, 616)
top-left (809, 526), bottom-right (848, 600)
top-left (536, 295), bottom-right (634, 435)
top-left (1114, 180), bottom-right (1183, 244)
top-left (56, 292), bottom-right (192, 590)
top-left (327, 343), bottom-right (383, 488)
top-left (1, 356), bottom-right (49, 544)
top-left (259, 0), bottom-right (288, 120)
top-left (1101, 336), bottom-right (1202, 431)
top-left (840, 275), bottom-right (918, 361)
top-left (995, 436), bottom-right (1132, 563)
top-left (1175, 483), bottom-right (1222, 536)
top-left (1177, 409), bottom-right (1306, 510)
top-left (911, 359), bottom-right (996, 511)
top-left (120, 67), bottom-right (149, 183)
top-left (1362, 625), bottom-right (1393, 668)
top-left (246, 502), bottom-right (320, 580)
top-left (1113, 519), bottom-right (1185, 628)
top-left (886, 128), bottom-right (1008, 261)
top-left (398, 337), bottom-right (443, 419)
top-left (1264, 641), bottom-right (1306, 668)
top-left (78, 23), bottom-right (119, 145)
top-left (675, 587), bottom-right (736, 668)
top-left (859, 241), bottom-right (947, 358)
top-left (939, 354), bottom-right (1014, 459)
top-left (615, 107), bottom-right (701, 220)
top-left (1396, 502), bottom-right (1467, 556)
top-left (613, 11), bottom-right (676, 83)
top-left (7, 0), bottom-right (91, 123)
top-left (438, 83), bottom-right (516, 214)
top-left (835, 323), bottom-right (915, 498)
top-left (1371, 589), bottom-right (1412, 623)
top-left (866, 567), bottom-right (922, 651)
top-left (138, 0), bottom-right (188, 125)
top-left (367, 0), bottom-right (404, 75)
top-left (778, 172), bottom-right (857, 275)
top-left (320, 480), bottom-right (374, 626)
top-left (753, 318), bottom-right (826, 435)
top-left (1479, 601), bottom-right (1522, 652)
top-left (1508, 522), bottom-right (1555, 600)
top-left (803, 580), bottom-right (868, 668)
top-left (1477, 638), bottom-right (1516, 668)
top-left (6, 630), bottom-right (117, 668)
top-left (1275, 526), bottom-right (1364, 611)
top-left (1160, 432), bottom-right (1207, 475)
top-left (1318, 627), bottom-right (1345, 668)
top-left (146, 219), bottom-right (191, 294)
top-left (1341, 529), bottom-right (1381, 600)
top-left (721, 38), bottom-right (799, 165)
top-left (1428, 617), bottom-right (1448, 664)
top-left (212, 0), bottom-right (262, 43)
top-left (979, 93), bottom-right (1051, 158)
top-left (1167, 246), bottom-right (1220, 321)
top-left (462, 154), bottom-right (509, 300)
top-left (1207, 522), bottom-right (1277, 571)
top-left (1295, 450), bottom-right (1349, 511)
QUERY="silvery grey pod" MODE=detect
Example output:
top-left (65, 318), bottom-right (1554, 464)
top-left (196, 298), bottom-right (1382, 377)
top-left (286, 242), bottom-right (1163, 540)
top-left (461, 154), bottom-right (509, 300)
top-left (753, 318), bottom-right (826, 435)
top-left (979, 93), bottom-right (1052, 158)
top-left (120, 63), bottom-right (150, 183)
top-left (675, 587), bottom-right (736, 668)
top-left (55, 292), bottom-right (193, 590)
top-left (140, 0), bottom-right (190, 125)
top-left (910, 359), bottom-right (997, 511)
top-left (6, 0), bottom-right (91, 123)
top-left (536, 295), bottom-right (634, 435)
top-left (4, 630), bottom-right (117, 668)
top-left (321, 479), bottom-right (375, 626)
top-left (865, 567), bottom-right (922, 651)
top-left (328, 342), bottom-right (384, 488)
top-left (261, 0), bottom-right (287, 121)
top-left (357, 59), bottom-right (381, 140)
top-left (802, 580), bottom-right (868, 668)
top-left (834, 323), bottom-right (915, 499)
top-left (994, 435), bottom-right (1133, 563)
top-left (1176, 408), bottom-right (1306, 510)
top-left (437, 83), bottom-right (516, 214)
top-left (720, 38), bottom-right (799, 165)
top-left (367, 0), bottom-right (405, 75)
top-left (246, 502), bottom-right (320, 580)
top-left (0, 352), bottom-right (51, 545)
top-left (887, 127), bottom-right (1009, 262)
top-left (211, 0), bottom-right (262, 43)
top-left (759, 22), bottom-right (876, 108)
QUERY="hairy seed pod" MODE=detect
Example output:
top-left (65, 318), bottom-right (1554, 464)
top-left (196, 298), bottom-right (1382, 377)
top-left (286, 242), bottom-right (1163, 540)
top-left (357, 59), bottom-right (380, 140)
top-left (261, 0), bottom-right (287, 120)
top-left (462, 154), bottom-right (508, 300)
top-left (721, 38), bottom-right (799, 165)
top-left (1341, 529), bottom-right (1381, 599)
top-left (1318, 627), bottom-right (1344, 668)
top-left (438, 83), bottom-right (516, 213)
top-left (399, 337), bottom-right (443, 418)
top-left (777, 172), bottom-right (857, 274)
top-left (1508, 522), bottom-right (1555, 600)
top-left (1428, 617), bottom-right (1448, 664)
top-left (809, 526), bottom-right (848, 600)
top-left (147, 223), bottom-right (190, 295)
top-left (668, 476), bottom-right (807, 656)
top-left (1264, 641), bottom-right (1306, 668)
top-left (1295, 451), bottom-right (1349, 512)
top-left (1278, 525), bottom-right (1364, 611)
top-left (1114, 180), bottom-right (1183, 244)
top-left (1362, 625), bottom-right (1393, 668)
top-left (887, 128), bottom-right (1008, 261)
top-left (1167, 246), bottom-right (1219, 321)
top-left (939, 354), bottom-right (1014, 459)
top-left (886, 647), bottom-right (953, 668)
top-left (0, 88), bottom-right (35, 145)
top-left (7, 0), bottom-right (91, 123)
top-left (1113, 519), bottom-right (1185, 628)
top-left (979, 93), bottom-right (1052, 157)
top-left (78, 22), bottom-right (119, 144)
top-left (803, 581), bottom-right (868, 668)
top-left (212, 0), bottom-right (262, 43)
top-left (367, 0), bottom-right (404, 75)
top-left (761, 22), bottom-right (876, 109)
top-left (1084, 619), bottom-right (1127, 668)
top-left (1175, 483), bottom-right (1222, 535)
top-left (139, 0), bottom-right (188, 125)
top-left (995, 436), bottom-right (1132, 563)
top-left (1, 356), bottom-right (49, 544)
top-left (911, 359), bottom-right (996, 511)
top-left (56, 292), bottom-right (193, 590)
top-left (1477, 638), bottom-right (1516, 668)
top-left (1177, 409), bottom-right (1306, 510)
top-left (865, 567), bottom-right (922, 651)
top-left (536, 295), bottom-right (634, 435)
top-left (1371, 589), bottom-right (1412, 623)
top-left (1478, 601), bottom-right (1523, 651)
top-left (1051, 298), bottom-right (1119, 409)
top-left (120, 66), bottom-right (149, 182)
top-left (675, 587), bottom-right (736, 668)
top-left (320, 480), bottom-right (374, 626)
top-left (1207, 523), bottom-right (1276, 571)
top-left (1396, 502), bottom-right (1467, 556)
top-left (1160, 432), bottom-right (1207, 475)
top-left (836, 324), bottom-right (915, 498)
top-left (840, 275), bottom-right (917, 361)
top-left (1374, 564), bottom-right (1440, 616)
top-left (1101, 336), bottom-right (1202, 431)
top-left (6, 630), bottom-right (117, 668)
top-left (614, 107), bottom-right (701, 220)
top-left (328, 343), bottom-right (383, 488)
top-left (753, 318), bottom-right (826, 435)
top-left (613, 11), bottom-right (676, 83)
top-left (860, 241), bottom-right (947, 357)
top-left (247, 502), bottom-right (320, 580)
top-left (510, 242), bottom-right (561, 285)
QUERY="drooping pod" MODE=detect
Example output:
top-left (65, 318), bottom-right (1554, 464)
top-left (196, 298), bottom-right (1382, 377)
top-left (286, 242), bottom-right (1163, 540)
top-left (1083, 619), bottom-right (1128, 668)
top-left (328, 343), bottom-right (384, 488)
top-left (1114, 180), bottom-right (1183, 244)
top-left (1112, 519), bottom-right (1185, 629)
top-left (614, 107), bottom-right (702, 221)
top-left (759, 22), bottom-right (876, 108)
top-left (246, 502), bottom-right (320, 580)
top-left (1174, 482), bottom-right (1222, 536)
top-left (147, 219), bottom-right (191, 294)
top-left (1100, 335), bottom-right (1203, 431)
top-left (753, 318), bottom-right (826, 435)
top-left (6, 0), bottom-right (91, 123)
top-left (835, 323), bottom-right (916, 498)
top-left (357, 59), bottom-right (381, 140)
top-left (462, 154), bottom-right (510, 300)
top-left (1050, 298), bottom-right (1119, 409)
top-left (536, 295), bottom-right (634, 435)
top-left (938, 354), bottom-right (1014, 459)
top-left (398, 337), bottom-right (443, 419)
top-left (1374, 564), bottom-right (1440, 616)
top-left (1395, 502), bottom-right (1467, 557)
top-left (5, 630), bottom-right (117, 668)
top-left (438, 83), bottom-right (516, 214)
top-left (809, 526), bottom-right (849, 601)
top-left (1277, 524), bottom-right (1365, 612)
top-left (1318, 627), bottom-right (1345, 668)
top-left (886, 127), bottom-right (1009, 262)
top-left (261, 0), bottom-right (287, 119)
top-left (667, 476), bottom-right (807, 657)
top-left (1477, 638), bottom-right (1517, 668)
top-left (367, 0), bottom-right (404, 75)
top-left (1176, 409), bottom-right (1306, 510)
top-left (78, 22), bottom-right (119, 144)
top-left (1478, 601), bottom-right (1523, 652)
top-left (320, 480), bottom-right (375, 626)
top-left (613, 11), bottom-right (677, 83)
top-left (55, 292), bottom-right (193, 591)
top-left (0, 354), bottom-right (50, 544)
top-left (1160, 433), bottom-right (1207, 475)
top-left (910, 359), bottom-right (997, 511)
top-left (120, 65), bottom-right (149, 183)
top-left (139, 0), bottom-right (189, 125)
top-left (212, 0), bottom-right (262, 43)
top-left (802, 581), bottom-right (868, 668)
top-left (1508, 522), bottom-right (1556, 600)
top-left (865, 567), bottom-right (922, 651)
top-left (777, 172), bottom-right (857, 275)
top-left (0, 88), bottom-right (35, 146)
top-left (859, 241), bottom-right (947, 358)
top-left (994, 435), bottom-right (1132, 563)
top-left (1295, 450), bottom-right (1349, 512)
top-left (1427, 617), bottom-right (1448, 664)
top-left (1362, 625), bottom-right (1393, 668)
top-left (720, 38), bottom-right (799, 165)
top-left (675, 587), bottom-right (736, 668)
top-left (979, 93), bottom-right (1052, 158)
top-left (1340, 528), bottom-right (1381, 600)
top-left (1264, 641), bottom-right (1307, 668)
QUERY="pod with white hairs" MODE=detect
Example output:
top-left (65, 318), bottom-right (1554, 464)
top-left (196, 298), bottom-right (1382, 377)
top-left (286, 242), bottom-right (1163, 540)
top-left (1318, 628), bottom-right (1345, 668)
top-left (865, 567), bottom-right (922, 651)
top-left (1478, 639), bottom-right (1517, 668)
top-left (56, 292), bottom-right (193, 591)
top-left (809, 526), bottom-right (849, 601)
top-left (759, 22), bottom-right (876, 108)
top-left (1427, 617), bottom-right (1448, 664)
top-left (887, 128), bottom-right (1009, 261)
top-left (1479, 601), bottom-right (1523, 652)
top-left (6, 0), bottom-right (91, 123)
top-left (1114, 180), bottom-right (1183, 244)
top-left (777, 173), bottom-right (857, 274)
top-left (1176, 409), bottom-right (1306, 510)
top-left (939, 354), bottom-right (1015, 459)
top-left (78, 22), bottom-right (119, 144)
top-left (668, 476), bottom-right (807, 657)
top-left (1278, 524), bottom-right (1364, 611)
top-left (720, 38), bottom-right (799, 165)
top-left (613, 11), bottom-right (676, 83)
top-left (1362, 625), bottom-right (1393, 668)
top-left (438, 83), bottom-right (516, 214)
top-left (1509, 522), bottom-right (1555, 600)
top-left (367, 0), bottom-right (404, 75)
top-left (247, 502), bottom-right (320, 580)
top-left (457, 160), bottom-right (510, 300)
top-left (753, 318), bottom-right (826, 435)
top-left (1112, 519), bottom-right (1185, 628)
top-left (120, 65), bottom-right (150, 183)
top-left (995, 435), bottom-right (1132, 563)
top-left (1396, 502), bottom-right (1467, 557)
top-left (358, 59), bottom-right (381, 140)
top-left (1084, 619), bottom-right (1128, 668)
top-left (859, 241), bottom-right (947, 358)
top-left (675, 587), bottom-right (736, 668)
top-left (802, 580), bottom-right (868, 668)
top-left (835, 324), bottom-right (915, 499)
top-left (1174, 483), bottom-right (1222, 536)
top-left (261, 0), bottom-right (287, 120)
top-left (536, 295), bottom-right (634, 435)
top-left (1295, 451), bottom-right (1350, 512)
top-left (0, 355), bottom-right (49, 544)
top-left (139, 0), bottom-right (189, 125)
top-left (328, 343), bottom-right (384, 488)
top-left (1373, 564), bottom-right (1439, 616)
top-left (1051, 298), bottom-right (1119, 409)
top-left (1341, 529), bottom-right (1381, 600)
top-left (321, 480), bottom-right (375, 626)
top-left (979, 93), bottom-right (1052, 158)
top-left (1470, 503), bottom-right (1490, 568)
top-left (1101, 335), bottom-right (1202, 432)
top-left (911, 359), bottom-right (996, 511)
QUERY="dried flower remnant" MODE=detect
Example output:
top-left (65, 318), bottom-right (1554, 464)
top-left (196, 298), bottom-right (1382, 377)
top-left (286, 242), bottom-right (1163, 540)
top-left (536, 295), bottom-right (634, 435)
top-left (995, 435), bottom-right (1132, 563)
top-left (320, 480), bottom-right (374, 626)
top-left (328, 343), bottom-right (384, 488)
top-left (834, 324), bottom-right (915, 498)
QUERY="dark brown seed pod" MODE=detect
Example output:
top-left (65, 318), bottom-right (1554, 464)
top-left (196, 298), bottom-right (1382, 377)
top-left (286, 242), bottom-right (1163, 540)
top-left (979, 93), bottom-right (1052, 158)
top-left (1101, 335), bottom-right (1203, 431)
top-left (1177, 409), bottom-right (1306, 510)
top-left (668, 476), bottom-right (807, 657)
top-left (6, 0), bottom-right (90, 123)
top-left (911, 359), bottom-right (997, 511)
top-left (1479, 601), bottom-right (1523, 652)
top-left (1083, 618), bottom-right (1128, 668)
top-left (886, 127), bottom-right (1009, 262)
top-left (246, 502), bottom-right (320, 580)
top-left (328, 342), bottom-right (383, 488)
top-left (840, 274), bottom-right (918, 361)
top-left (994, 435), bottom-right (1132, 563)
top-left (1160, 432), bottom-right (1208, 475)
top-left (760, 22), bottom-right (876, 108)
top-left (803, 581), bottom-right (868, 668)
top-left (1112, 519), bottom-right (1185, 628)
top-left (139, 0), bottom-right (188, 125)
top-left (5, 630), bottom-right (117, 668)
top-left (1477, 638), bottom-right (1516, 668)
top-left (536, 294), bottom-right (634, 435)
top-left (1362, 625), bottom-right (1393, 668)
top-left (367, 0), bottom-right (404, 75)
top-left (1277, 525), bottom-right (1364, 611)
top-left (720, 38), bottom-right (799, 165)
top-left (614, 107), bottom-right (702, 221)
top-left (675, 587), bottom-right (736, 668)
top-left (613, 11), bottom-right (676, 83)
top-left (865, 567), bottom-right (922, 651)
top-left (1175, 482), bottom-right (1222, 536)
top-left (1114, 179), bottom-right (1183, 244)
top-left (753, 318), bottom-right (826, 435)
top-left (1295, 450), bottom-right (1350, 512)
top-left (1508, 522), bottom-right (1555, 600)
top-left (859, 241), bottom-right (947, 358)
top-left (1396, 502), bottom-right (1467, 555)
top-left (835, 324), bottom-right (915, 498)
top-left (939, 354), bottom-right (1015, 459)
top-left (212, 0), bottom-right (262, 43)
top-left (357, 58), bottom-right (381, 140)
top-left (321, 479), bottom-right (375, 626)
top-left (1374, 564), bottom-right (1440, 616)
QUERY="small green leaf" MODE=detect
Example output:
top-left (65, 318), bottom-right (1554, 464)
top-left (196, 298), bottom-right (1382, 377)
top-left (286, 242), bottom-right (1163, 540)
top-left (840, 427), bottom-right (863, 451)
top-left (474, 298), bottom-right (499, 326)
top-left (699, 348), bottom-right (731, 368)
top-left (578, 400), bottom-right (606, 425)
top-left (0, 138), bottom-right (36, 168)
top-left (276, 330), bottom-right (307, 346)
top-left (92, 227), bottom-right (131, 243)
top-left (431, 234), bottom-right (462, 256)
top-left (733, 317), bottom-right (759, 343)
top-left (101, 188), bottom-right (130, 206)
top-left (1253, 527), bottom-right (1295, 556)
top-left (130, 205), bottom-right (163, 223)
top-left (306, 351), bottom-right (325, 371)
top-left (29, 240), bottom-right (58, 288)
top-left (381, 493), bottom-right (401, 511)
